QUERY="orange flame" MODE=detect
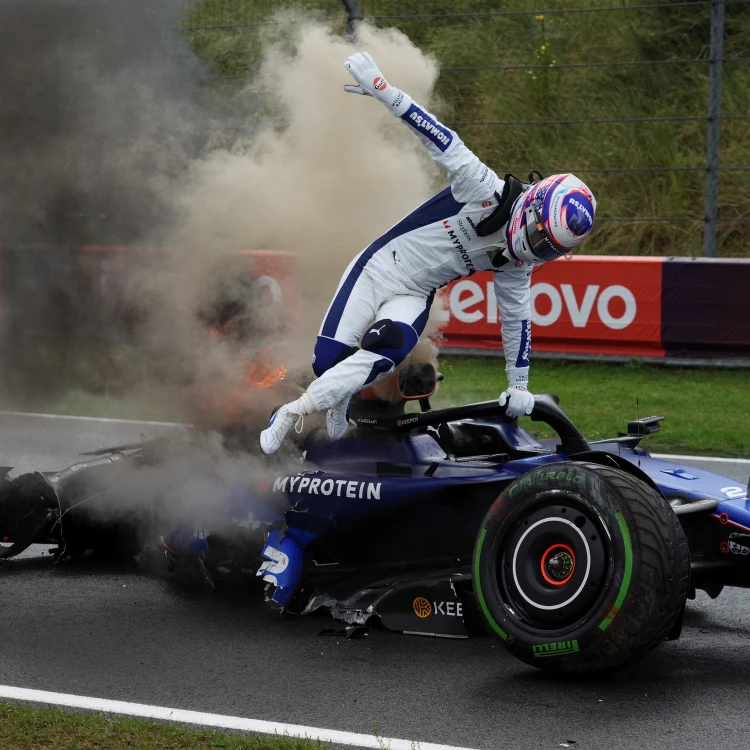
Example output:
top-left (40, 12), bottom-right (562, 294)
top-left (239, 345), bottom-right (288, 389)
top-left (195, 343), bottom-right (289, 426)
top-left (244, 361), bottom-right (288, 388)
top-left (208, 321), bottom-right (236, 338)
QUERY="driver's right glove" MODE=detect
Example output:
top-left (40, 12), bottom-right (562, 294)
top-left (499, 387), bottom-right (534, 418)
top-left (500, 366), bottom-right (534, 418)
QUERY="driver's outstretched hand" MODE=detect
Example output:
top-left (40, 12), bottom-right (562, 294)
top-left (343, 52), bottom-right (412, 116)
top-left (343, 52), bottom-right (383, 98)
top-left (499, 387), bottom-right (535, 419)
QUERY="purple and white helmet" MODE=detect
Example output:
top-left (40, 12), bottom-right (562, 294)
top-left (506, 174), bottom-right (597, 265)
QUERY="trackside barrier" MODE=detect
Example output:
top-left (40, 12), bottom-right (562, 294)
top-left (2, 248), bottom-right (747, 363)
top-left (437, 256), bottom-right (750, 360)
top-left (661, 257), bottom-right (750, 359)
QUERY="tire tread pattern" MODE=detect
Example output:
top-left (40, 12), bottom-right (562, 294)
top-left (568, 462), bottom-right (690, 674)
top-left (477, 461), bottom-right (691, 676)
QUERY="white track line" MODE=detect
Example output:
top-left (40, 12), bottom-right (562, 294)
top-left (652, 453), bottom-right (750, 466)
top-left (0, 410), bottom-right (189, 428)
top-left (0, 685), bottom-right (478, 750)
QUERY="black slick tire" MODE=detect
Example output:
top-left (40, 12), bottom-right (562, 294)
top-left (473, 461), bottom-right (690, 675)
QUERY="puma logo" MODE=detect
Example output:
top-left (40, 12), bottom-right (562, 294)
top-left (369, 324), bottom-right (387, 336)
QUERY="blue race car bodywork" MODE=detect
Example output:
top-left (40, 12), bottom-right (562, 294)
top-left (228, 393), bottom-right (748, 638)
top-left (1, 384), bottom-right (747, 644)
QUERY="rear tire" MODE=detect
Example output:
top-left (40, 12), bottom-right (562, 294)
top-left (473, 462), bottom-right (689, 675)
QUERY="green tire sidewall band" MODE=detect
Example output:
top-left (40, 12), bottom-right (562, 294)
top-left (599, 511), bottom-right (633, 631)
top-left (474, 528), bottom-right (507, 641)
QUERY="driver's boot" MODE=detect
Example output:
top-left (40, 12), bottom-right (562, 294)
top-left (260, 393), bottom-right (317, 455)
top-left (326, 396), bottom-right (352, 440)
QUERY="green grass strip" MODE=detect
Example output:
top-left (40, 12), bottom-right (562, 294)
top-left (599, 511), bottom-right (633, 631)
top-left (473, 528), bottom-right (508, 641)
top-left (0, 702), bottom-right (330, 750)
top-left (434, 358), bottom-right (750, 458)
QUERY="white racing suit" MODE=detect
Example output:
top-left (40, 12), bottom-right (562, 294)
top-left (307, 101), bottom-right (532, 412)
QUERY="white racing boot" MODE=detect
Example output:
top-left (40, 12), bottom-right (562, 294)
top-left (326, 396), bottom-right (352, 440)
top-left (260, 393), bottom-right (317, 456)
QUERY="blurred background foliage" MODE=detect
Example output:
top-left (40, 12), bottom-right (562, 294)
top-left (179, 0), bottom-right (750, 257)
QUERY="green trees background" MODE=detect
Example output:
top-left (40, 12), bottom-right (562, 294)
top-left (182, 1), bottom-right (750, 256)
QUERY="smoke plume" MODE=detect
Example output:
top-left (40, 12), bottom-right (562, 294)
top-left (145, 16), bottom-right (445, 416)
top-left (0, 4), bottom-right (449, 549)
top-left (0, 1), bottom-right (445, 418)
top-left (164, 20), bottom-right (441, 323)
top-left (0, 0), bottom-right (206, 246)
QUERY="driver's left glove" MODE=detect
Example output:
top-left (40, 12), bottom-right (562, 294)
top-left (343, 52), bottom-right (413, 117)
top-left (500, 366), bottom-right (534, 418)
top-left (499, 387), bottom-right (535, 419)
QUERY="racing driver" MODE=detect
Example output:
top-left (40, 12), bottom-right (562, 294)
top-left (260, 52), bottom-right (597, 455)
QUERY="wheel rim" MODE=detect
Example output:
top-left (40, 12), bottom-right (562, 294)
top-left (540, 543), bottom-right (576, 586)
top-left (498, 491), bottom-right (613, 632)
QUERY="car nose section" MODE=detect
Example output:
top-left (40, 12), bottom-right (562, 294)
top-left (629, 453), bottom-right (748, 504)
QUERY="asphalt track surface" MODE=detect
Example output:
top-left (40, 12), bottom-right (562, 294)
top-left (2, 413), bottom-right (750, 749)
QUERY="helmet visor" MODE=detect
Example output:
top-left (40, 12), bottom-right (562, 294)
top-left (524, 203), bottom-right (566, 262)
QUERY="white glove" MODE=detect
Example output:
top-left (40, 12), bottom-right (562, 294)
top-left (499, 387), bottom-right (535, 419)
top-left (343, 52), bottom-right (412, 117)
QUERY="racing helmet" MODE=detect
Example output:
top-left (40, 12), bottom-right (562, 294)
top-left (505, 173), bottom-right (596, 265)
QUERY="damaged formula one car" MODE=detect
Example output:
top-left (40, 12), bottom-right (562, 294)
top-left (2, 364), bottom-right (748, 676)
top-left (242, 364), bottom-right (749, 675)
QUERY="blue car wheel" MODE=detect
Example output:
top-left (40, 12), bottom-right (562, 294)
top-left (473, 462), bottom-right (690, 675)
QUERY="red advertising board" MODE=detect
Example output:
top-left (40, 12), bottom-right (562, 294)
top-left (437, 256), bottom-right (665, 357)
top-left (6, 248), bottom-right (745, 362)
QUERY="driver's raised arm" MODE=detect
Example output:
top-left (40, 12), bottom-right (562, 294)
top-left (493, 266), bottom-right (535, 418)
top-left (344, 52), bottom-right (501, 204)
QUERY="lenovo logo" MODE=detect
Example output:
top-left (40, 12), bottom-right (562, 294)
top-left (532, 283), bottom-right (636, 330)
top-left (439, 280), bottom-right (638, 331)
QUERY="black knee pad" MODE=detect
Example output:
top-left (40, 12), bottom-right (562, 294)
top-left (361, 319), bottom-right (404, 352)
top-left (361, 319), bottom-right (417, 367)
